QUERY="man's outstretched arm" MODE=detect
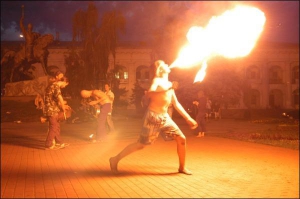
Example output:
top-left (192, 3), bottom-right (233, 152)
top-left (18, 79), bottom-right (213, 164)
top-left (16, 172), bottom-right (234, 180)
top-left (172, 91), bottom-right (198, 129)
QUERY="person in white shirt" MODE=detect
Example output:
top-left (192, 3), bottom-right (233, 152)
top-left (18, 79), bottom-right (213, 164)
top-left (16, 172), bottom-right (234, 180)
top-left (104, 83), bottom-right (115, 133)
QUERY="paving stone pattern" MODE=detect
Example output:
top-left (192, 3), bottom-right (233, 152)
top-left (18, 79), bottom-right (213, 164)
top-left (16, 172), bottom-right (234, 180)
top-left (1, 118), bottom-right (299, 198)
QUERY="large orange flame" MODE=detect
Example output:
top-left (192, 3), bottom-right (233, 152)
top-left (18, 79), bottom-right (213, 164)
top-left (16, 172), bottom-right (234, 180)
top-left (169, 5), bottom-right (266, 82)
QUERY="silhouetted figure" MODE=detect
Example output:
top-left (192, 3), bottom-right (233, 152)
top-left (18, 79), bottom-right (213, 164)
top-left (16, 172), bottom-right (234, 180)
top-left (20, 5), bottom-right (41, 62)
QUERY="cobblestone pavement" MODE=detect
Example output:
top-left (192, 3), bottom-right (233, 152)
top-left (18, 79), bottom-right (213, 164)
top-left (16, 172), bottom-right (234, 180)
top-left (1, 117), bottom-right (299, 198)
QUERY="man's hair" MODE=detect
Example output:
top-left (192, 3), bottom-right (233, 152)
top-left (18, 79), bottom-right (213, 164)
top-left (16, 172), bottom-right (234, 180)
top-left (54, 70), bottom-right (63, 77)
top-left (154, 60), bottom-right (165, 77)
top-left (80, 90), bottom-right (90, 98)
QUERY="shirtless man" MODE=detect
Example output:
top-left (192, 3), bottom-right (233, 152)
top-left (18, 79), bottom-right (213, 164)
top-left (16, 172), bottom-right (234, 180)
top-left (109, 60), bottom-right (197, 175)
top-left (81, 89), bottom-right (112, 142)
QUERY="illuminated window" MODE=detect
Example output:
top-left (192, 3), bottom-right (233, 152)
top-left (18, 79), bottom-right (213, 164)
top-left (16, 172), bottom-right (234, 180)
top-left (114, 66), bottom-right (128, 81)
top-left (124, 72), bottom-right (128, 79)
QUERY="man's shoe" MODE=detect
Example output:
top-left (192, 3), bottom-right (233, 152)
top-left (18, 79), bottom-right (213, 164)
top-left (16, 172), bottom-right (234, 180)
top-left (45, 145), bottom-right (60, 150)
top-left (56, 143), bottom-right (69, 148)
top-left (92, 140), bottom-right (107, 143)
top-left (40, 117), bottom-right (47, 123)
top-left (196, 132), bottom-right (203, 137)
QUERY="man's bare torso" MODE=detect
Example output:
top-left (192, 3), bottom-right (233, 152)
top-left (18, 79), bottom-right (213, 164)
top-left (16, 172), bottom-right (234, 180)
top-left (147, 78), bottom-right (173, 114)
top-left (92, 90), bottom-right (111, 105)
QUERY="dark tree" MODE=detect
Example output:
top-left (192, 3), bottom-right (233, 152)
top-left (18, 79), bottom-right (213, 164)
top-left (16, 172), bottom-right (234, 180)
top-left (130, 82), bottom-right (145, 113)
top-left (68, 2), bottom-right (126, 91)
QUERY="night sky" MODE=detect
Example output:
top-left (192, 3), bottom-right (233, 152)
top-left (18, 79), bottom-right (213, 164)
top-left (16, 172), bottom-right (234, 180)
top-left (1, 1), bottom-right (299, 44)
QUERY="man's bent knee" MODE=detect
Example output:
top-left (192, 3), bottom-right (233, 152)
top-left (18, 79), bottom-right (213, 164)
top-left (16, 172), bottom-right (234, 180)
top-left (175, 135), bottom-right (186, 145)
top-left (136, 142), bottom-right (146, 150)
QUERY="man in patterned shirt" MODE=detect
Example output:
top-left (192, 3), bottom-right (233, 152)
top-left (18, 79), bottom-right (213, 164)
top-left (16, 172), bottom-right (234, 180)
top-left (44, 77), bottom-right (69, 150)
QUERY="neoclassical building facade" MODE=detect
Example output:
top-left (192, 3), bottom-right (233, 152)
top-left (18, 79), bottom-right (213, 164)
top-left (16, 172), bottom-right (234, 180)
top-left (105, 42), bottom-right (299, 110)
top-left (240, 43), bottom-right (299, 109)
top-left (2, 41), bottom-right (299, 110)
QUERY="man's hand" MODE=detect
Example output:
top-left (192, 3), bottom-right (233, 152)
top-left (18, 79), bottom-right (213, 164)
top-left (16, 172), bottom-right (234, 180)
top-left (186, 117), bottom-right (198, 129)
top-left (64, 105), bottom-right (71, 110)
top-left (89, 100), bottom-right (99, 106)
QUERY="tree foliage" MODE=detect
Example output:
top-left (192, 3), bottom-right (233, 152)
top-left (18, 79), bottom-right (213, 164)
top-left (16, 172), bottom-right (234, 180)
top-left (64, 47), bottom-right (85, 99)
top-left (66, 2), bottom-right (126, 96)
top-left (130, 82), bottom-right (145, 112)
top-left (106, 64), bottom-right (128, 107)
top-left (170, 58), bottom-right (245, 109)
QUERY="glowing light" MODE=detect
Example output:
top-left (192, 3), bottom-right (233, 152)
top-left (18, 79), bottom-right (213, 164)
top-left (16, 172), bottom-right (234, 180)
top-left (170, 5), bottom-right (266, 82)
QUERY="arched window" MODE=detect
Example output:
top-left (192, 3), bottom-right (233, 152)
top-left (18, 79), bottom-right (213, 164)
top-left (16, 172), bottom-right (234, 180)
top-left (292, 65), bottom-right (299, 84)
top-left (250, 89), bottom-right (260, 108)
top-left (136, 71), bottom-right (141, 80)
top-left (136, 65), bottom-right (150, 82)
top-left (269, 89), bottom-right (283, 109)
top-left (269, 65), bottom-right (283, 84)
top-left (292, 89), bottom-right (299, 108)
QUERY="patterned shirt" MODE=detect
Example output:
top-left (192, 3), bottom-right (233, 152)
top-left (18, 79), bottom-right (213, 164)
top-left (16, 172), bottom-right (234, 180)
top-left (43, 83), bottom-right (62, 117)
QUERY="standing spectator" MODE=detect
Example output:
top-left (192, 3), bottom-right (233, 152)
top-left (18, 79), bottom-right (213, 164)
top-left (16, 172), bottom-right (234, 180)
top-left (213, 101), bottom-right (221, 120)
top-left (104, 83), bottom-right (115, 133)
top-left (193, 90), bottom-right (207, 137)
top-left (109, 60), bottom-right (197, 175)
top-left (80, 89), bottom-right (111, 143)
top-left (206, 97), bottom-right (212, 120)
top-left (44, 78), bottom-right (70, 150)
top-left (141, 90), bottom-right (150, 114)
top-left (167, 81), bottom-right (179, 118)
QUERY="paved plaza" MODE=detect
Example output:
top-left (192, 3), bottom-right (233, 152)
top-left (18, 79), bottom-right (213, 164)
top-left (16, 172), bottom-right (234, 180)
top-left (1, 117), bottom-right (299, 198)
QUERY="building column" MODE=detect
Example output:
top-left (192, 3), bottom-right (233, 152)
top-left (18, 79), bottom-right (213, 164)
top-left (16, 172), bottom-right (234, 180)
top-left (285, 62), bottom-right (293, 109)
top-left (262, 62), bottom-right (269, 109)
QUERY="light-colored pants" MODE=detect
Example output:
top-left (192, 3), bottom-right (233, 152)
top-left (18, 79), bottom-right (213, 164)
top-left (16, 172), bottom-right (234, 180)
top-left (106, 112), bottom-right (115, 132)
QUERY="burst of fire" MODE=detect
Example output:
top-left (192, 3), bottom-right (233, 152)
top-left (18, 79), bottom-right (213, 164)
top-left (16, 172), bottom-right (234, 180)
top-left (169, 5), bottom-right (266, 82)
